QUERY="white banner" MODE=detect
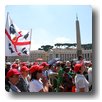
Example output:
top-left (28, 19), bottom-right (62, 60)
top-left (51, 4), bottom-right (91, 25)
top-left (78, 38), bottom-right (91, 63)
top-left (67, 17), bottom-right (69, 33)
top-left (5, 13), bottom-right (31, 56)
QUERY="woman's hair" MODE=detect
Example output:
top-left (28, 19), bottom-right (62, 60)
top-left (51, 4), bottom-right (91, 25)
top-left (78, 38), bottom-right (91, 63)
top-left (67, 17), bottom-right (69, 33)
top-left (56, 63), bottom-right (61, 67)
top-left (48, 65), bottom-right (52, 69)
top-left (61, 62), bottom-right (66, 68)
top-left (30, 70), bottom-right (42, 81)
top-left (30, 71), bottom-right (38, 80)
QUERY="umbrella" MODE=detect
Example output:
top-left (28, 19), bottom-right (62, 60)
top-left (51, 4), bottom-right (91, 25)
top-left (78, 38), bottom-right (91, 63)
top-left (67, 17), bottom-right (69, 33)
top-left (48, 58), bottom-right (60, 65)
top-left (36, 58), bottom-right (43, 64)
top-left (36, 58), bottom-right (43, 61)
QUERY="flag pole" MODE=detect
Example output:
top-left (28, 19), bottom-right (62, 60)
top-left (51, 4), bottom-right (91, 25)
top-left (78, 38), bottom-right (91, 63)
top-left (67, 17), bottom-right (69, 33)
top-left (5, 12), bottom-right (9, 62)
top-left (5, 12), bottom-right (9, 27)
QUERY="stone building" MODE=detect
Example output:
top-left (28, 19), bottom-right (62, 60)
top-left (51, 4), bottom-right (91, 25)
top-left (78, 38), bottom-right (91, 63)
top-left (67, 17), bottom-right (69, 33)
top-left (6, 48), bottom-right (92, 62)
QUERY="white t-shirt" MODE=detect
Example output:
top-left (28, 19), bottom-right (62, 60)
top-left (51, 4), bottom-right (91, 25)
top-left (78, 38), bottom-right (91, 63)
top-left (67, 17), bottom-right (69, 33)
top-left (75, 74), bottom-right (89, 92)
top-left (47, 69), bottom-right (54, 75)
top-left (88, 67), bottom-right (92, 87)
top-left (29, 79), bottom-right (43, 92)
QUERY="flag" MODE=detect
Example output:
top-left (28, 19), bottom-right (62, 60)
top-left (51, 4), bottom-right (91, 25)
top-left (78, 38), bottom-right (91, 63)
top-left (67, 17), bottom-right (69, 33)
top-left (5, 13), bottom-right (31, 56)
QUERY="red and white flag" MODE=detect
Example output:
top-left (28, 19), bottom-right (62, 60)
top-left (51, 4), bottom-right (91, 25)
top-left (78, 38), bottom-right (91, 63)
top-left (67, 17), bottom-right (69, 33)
top-left (5, 13), bottom-right (31, 56)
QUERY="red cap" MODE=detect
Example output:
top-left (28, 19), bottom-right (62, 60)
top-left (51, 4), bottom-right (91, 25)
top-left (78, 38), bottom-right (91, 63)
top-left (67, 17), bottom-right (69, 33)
top-left (29, 65), bottom-right (43, 73)
top-left (33, 62), bottom-right (38, 65)
top-left (12, 64), bottom-right (18, 69)
top-left (20, 66), bottom-right (29, 72)
top-left (74, 64), bottom-right (82, 73)
top-left (20, 62), bottom-right (27, 66)
top-left (41, 62), bottom-right (49, 67)
top-left (6, 69), bottom-right (20, 78)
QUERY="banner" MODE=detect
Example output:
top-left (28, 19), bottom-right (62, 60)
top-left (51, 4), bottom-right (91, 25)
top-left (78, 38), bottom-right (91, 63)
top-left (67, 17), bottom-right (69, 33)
top-left (5, 13), bottom-right (31, 56)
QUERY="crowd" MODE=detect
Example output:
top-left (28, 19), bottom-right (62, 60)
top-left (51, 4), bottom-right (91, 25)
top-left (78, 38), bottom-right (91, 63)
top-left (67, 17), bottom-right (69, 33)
top-left (5, 55), bottom-right (92, 92)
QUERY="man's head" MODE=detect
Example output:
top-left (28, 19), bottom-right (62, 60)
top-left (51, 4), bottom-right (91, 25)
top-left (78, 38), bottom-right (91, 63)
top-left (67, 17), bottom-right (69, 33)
top-left (78, 55), bottom-right (83, 60)
top-left (6, 69), bottom-right (20, 85)
top-left (74, 63), bottom-right (85, 74)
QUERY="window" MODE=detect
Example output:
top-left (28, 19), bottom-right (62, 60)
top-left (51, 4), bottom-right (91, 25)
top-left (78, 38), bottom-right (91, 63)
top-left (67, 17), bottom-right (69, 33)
top-left (56, 54), bottom-right (59, 58)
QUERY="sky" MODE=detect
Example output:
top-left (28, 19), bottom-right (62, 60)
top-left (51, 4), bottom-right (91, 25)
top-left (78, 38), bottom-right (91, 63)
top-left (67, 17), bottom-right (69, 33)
top-left (5, 5), bottom-right (92, 50)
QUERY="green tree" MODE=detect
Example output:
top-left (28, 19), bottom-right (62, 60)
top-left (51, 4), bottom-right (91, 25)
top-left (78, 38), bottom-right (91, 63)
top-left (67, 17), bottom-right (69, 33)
top-left (38, 45), bottom-right (53, 52)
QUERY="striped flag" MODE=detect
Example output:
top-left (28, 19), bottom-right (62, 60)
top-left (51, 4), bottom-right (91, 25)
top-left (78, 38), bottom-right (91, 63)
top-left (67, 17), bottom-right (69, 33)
top-left (5, 13), bottom-right (31, 56)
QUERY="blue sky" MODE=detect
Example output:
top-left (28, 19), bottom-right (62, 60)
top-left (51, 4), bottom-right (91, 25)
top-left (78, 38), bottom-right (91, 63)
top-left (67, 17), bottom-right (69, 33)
top-left (5, 5), bottom-right (92, 50)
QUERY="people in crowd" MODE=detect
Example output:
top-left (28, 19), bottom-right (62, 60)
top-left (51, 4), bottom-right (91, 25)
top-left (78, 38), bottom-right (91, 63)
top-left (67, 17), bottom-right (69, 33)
top-left (77, 55), bottom-right (84, 64)
top-left (6, 69), bottom-right (21, 92)
top-left (40, 62), bottom-right (50, 91)
top-left (66, 61), bottom-right (71, 68)
top-left (47, 65), bottom-right (58, 92)
top-left (56, 61), bottom-right (64, 92)
top-left (40, 62), bottom-right (49, 79)
top-left (74, 63), bottom-right (89, 92)
top-left (63, 67), bottom-right (73, 92)
top-left (5, 62), bottom-right (11, 76)
top-left (47, 65), bottom-right (54, 76)
top-left (11, 63), bottom-right (18, 69)
top-left (16, 66), bottom-right (30, 92)
top-left (88, 62), bottom-right (92, 91)
top-left (5, 57), bottom-right (92, 92)
top-left (29, 65), bottom-right (48, 92)
top-left (5, 62), bottom-right (11, 92)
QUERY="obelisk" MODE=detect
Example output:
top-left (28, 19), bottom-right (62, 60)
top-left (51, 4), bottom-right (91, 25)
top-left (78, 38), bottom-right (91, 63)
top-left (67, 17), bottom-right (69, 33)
top-left (76, 15), bottom-right (82, 57)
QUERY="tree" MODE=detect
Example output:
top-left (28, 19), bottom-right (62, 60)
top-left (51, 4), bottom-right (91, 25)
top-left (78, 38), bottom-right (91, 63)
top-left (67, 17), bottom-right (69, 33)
top-left (81, 44), bottom-right (92, 50)
top-left (54, 43), bottom-right (77, 48)
top-left (38, 45), bottom-right (53, 52)
top-left (54, 43), bottom-right (92, 49)
top-left (55, 43), bottom-right (62, 48)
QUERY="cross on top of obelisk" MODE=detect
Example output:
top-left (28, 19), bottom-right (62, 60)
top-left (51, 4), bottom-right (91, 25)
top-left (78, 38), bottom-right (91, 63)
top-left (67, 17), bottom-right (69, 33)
top-left (76, 13), bottom-right (78, 20)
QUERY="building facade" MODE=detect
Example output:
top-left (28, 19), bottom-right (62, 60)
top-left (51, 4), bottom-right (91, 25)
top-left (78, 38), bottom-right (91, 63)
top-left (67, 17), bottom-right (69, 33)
top-left (6, 48), bottom-right (92, 62)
